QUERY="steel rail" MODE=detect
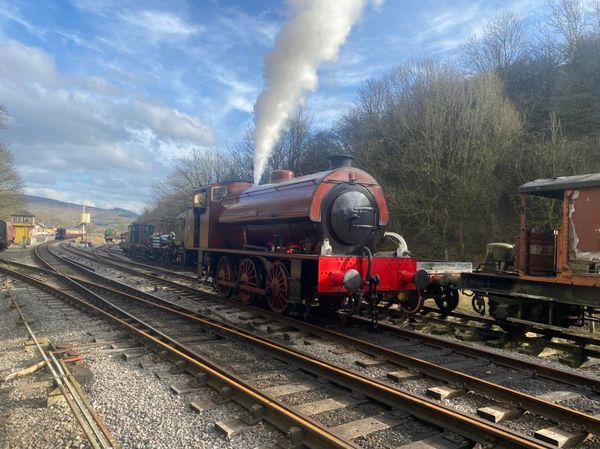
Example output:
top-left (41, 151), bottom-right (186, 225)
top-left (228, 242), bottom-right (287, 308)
top-left (27, 246), bottom-right (571, 448)
top-left (58, 244), bottom-right (201, 291)
top-left (68, 271), bottom-right (600, 437)
top-left (90, 245), bottom-right (196, 279)
top-left (387, 309), bottom-right (600, 360)
top-left (52, 244), bottom-right (600, 393)
top-left (37, 251), bottom-right (600, 438)
top-left (92, 244), bottom-right (600, 353)
top-left (1, 260), bottom-right (552, 449)
top-left (47, 245), bottom-right (600, 440)
top-left (2, 280), bottom-right (118, 449)
top-left (1, 260), bottom-right (358, 449)
top-left (415, 305), bottom-right (600, 348)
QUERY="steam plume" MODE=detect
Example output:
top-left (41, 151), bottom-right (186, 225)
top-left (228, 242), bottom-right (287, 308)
top-left (253, 0), bottom-right (383, 184)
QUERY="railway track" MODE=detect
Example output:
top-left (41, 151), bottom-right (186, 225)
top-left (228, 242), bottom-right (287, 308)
top-left (0, 242), bottom-right (586, 448)
top-left (4, 242), bottom-right (600, 447)
top-left (4, 248), bottom-right (366, 448)
top-left (82, 244), bottom-right (600, 365)
top-left (1, 278), bottom-right (119, 449)
top-left (66, 244), bottom-right (600, 376)
top-left (378, 306), bottom-right (600, 366)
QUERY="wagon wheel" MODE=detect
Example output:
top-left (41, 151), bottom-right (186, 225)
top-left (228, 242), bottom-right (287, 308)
top-left (237, 258), bottom-right (262, 305)
top-left (215, 256), bottom-right (234, 297)
top-left (434, 287), bottom-right (460, 317)
top-left (267, 262), bottom-right (290, 314)
top-left (472, 293), bottom-right (486, 315)
top-left (398, 290), bottom-right (424, 314)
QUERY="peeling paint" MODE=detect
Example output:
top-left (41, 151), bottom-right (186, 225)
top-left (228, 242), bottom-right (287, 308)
top-left (569, 189), bottom-right (600, 262)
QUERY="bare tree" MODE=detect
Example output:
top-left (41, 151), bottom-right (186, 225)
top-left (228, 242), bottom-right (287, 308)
top-left (228, 125), bottom-right (255, 181)
top-left (339, 60), bottom-right (523, 259)
top-left (463, 11), bottom-right (527, 73)
top-left (593, 0), bottom-right (600, 33)
top-left (519, 112), bottom-right (591, 180)
top-left (547, 0), bottom-right (589, 60)
top-left (146, 147), bottom-right (241, 222)
top-left (301, 130), bottom-right (345, 174)
top-left (0, 106), bottom-right (24, 219)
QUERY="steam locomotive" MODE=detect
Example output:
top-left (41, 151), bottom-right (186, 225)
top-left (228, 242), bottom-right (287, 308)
top-left (55, 227), bottom-right (84, 240)
top-left (123, 155), bottom-right (427, 318)
top-left (55, 227), bottom-right (67, 240)
top-left (202, 155), bottom-right (427, 316)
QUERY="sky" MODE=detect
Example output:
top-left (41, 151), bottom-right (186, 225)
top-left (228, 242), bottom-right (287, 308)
top-left (0, 0), bottom-right (547, 213)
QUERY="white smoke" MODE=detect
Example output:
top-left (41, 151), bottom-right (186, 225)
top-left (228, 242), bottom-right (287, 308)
top-left (253, 0), bottom-right (384, 184)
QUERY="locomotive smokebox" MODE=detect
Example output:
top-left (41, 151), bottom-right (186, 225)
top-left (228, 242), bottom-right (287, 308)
top-left (269, 169), bottom-right (295, 183)
top-left (328, 154), bottom-right (355, 169)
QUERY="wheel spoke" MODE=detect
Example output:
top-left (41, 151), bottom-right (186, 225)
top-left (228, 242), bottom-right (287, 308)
top-left (267, 262), bottom-right (289, 314)
top-left (216, 256), bottom-right (233, 298)
top-left (238, 258), bottom-right (261, 304)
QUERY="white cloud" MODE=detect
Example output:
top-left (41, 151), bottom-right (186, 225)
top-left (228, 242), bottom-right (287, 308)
top-left (0, 39), bottom-right (216, 211)
top-left (120, 10), bottom-right (203, 43)
top-left (216, 9), bottom-right (280, 48)
top-left (0, 2), bottom-right (46, 38)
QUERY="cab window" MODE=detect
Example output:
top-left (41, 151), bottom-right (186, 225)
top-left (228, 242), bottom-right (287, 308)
top-left (211, 186), bottom-right (228, 202)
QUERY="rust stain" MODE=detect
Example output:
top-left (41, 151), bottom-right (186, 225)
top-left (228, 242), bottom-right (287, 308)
top-left (569, 188), bottom-right (600, 260)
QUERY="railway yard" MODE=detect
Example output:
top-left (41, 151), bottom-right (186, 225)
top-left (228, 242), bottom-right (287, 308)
top-left (3, 0), bottom-right (600, 447)
top-left (0, 241), bottom-right (599, 449)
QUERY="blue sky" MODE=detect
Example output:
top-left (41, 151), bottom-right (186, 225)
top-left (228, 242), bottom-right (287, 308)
top-left (0, 0), bottom-right (547, 212)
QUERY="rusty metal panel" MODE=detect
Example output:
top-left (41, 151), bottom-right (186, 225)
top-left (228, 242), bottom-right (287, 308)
top-left (569, 188), bottom-right (600, 261)
top-left (526, 231), bottom-right (555, 275)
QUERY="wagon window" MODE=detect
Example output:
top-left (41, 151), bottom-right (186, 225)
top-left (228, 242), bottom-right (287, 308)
top-left (211, 186), bottom-right (228, 202)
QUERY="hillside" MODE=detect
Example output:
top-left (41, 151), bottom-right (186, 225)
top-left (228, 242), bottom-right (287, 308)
top-left (24, 195), bottom-right (137, 232)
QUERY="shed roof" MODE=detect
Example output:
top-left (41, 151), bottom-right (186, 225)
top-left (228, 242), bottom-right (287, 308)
top-left (519, 173), bottom-right (600, 198)
top-left (10, 209), bottom-right (35, 217)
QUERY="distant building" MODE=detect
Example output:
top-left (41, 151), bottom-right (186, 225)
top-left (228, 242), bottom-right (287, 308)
top-left (33, 222), bottom-right (55, 237)
top-left (10, 210), bottom-right (35, 245)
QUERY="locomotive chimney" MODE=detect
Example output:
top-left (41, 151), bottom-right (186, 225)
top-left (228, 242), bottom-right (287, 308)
top-left (269, 169), bottom-right (295, 183)
top-left (328, 154), bottom-right (355, 169)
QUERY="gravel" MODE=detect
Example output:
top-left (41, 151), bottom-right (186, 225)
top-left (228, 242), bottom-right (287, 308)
top-left (0, 278), bottom-right (91, 449)
top-left (312, 402), bottom-right (386, 427)
top-left (354, 423), bottom-right (439, 449)
top-left (278, 385), bottom-right (350, 406)
top-left (0, 264), bottom-right (285, 448)
top-left (18, 245), bottom-right (600, 449)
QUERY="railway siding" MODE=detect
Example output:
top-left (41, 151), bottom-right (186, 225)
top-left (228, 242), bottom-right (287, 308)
top-left (34, 245), bottom-right (596, 444)
top-left (0, 243), bottom-right (555, 448)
